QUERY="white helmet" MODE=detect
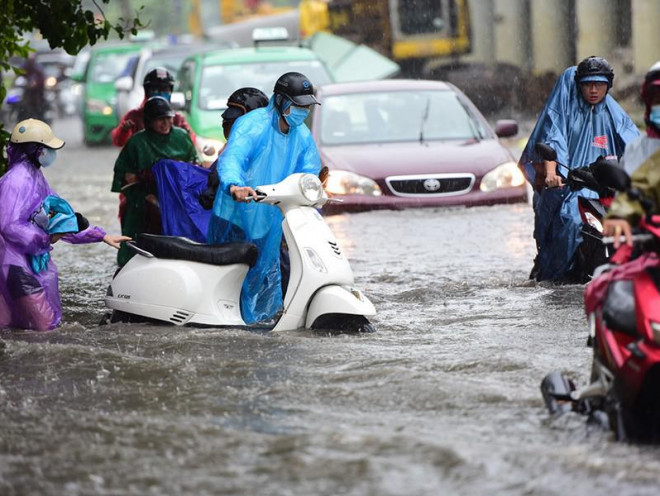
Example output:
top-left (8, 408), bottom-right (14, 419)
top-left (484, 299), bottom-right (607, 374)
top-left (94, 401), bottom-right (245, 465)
top-left (10, 119), bottom-right (65, 149)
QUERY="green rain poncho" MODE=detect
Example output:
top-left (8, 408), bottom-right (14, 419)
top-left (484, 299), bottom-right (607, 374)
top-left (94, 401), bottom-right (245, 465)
top-left (111, 126), bottom-right (197, 266)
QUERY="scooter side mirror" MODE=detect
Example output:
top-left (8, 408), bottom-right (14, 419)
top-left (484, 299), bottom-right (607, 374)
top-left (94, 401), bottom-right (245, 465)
top-left (534, 142), bottom-right (557, 162)
top-left (592, 163), bottom-right (630, 192)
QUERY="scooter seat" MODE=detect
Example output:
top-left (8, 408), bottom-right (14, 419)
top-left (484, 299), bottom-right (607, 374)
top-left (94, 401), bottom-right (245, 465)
top-left (135, 233), bottom-right (258, 268)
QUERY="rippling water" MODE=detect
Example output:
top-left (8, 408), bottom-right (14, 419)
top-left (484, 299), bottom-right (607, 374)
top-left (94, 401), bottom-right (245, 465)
top-left (2, 119), bottom-right (660, 495)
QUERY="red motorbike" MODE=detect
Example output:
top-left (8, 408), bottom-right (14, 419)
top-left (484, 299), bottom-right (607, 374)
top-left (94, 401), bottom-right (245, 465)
top-left (540, 166), bottom-right (660, 442)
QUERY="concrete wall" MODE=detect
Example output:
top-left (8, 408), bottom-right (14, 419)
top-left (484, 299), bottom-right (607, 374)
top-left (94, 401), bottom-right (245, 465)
top-left (631, 0), bottom-right (660, 74)
top-left (530, 0), bottom-right (573, 74)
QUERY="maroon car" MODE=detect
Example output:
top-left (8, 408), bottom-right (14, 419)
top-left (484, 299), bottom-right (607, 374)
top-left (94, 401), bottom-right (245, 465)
top-left (311, 79), bottom-right (527, 214)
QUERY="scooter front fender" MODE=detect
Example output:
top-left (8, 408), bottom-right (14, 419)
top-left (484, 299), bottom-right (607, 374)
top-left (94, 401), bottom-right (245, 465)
top-left (305, 285), bottom-right (376, 329)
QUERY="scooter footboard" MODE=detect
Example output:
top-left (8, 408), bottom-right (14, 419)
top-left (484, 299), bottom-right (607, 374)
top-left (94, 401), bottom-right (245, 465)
top-left (305, 285), bottom-right (376, 329)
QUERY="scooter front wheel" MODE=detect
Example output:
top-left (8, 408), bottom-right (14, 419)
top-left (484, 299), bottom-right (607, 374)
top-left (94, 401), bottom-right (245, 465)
top-left (311, 313), bottom-right (376, 334)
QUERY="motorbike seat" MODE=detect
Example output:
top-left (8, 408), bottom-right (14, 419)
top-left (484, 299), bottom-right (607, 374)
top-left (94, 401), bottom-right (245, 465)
top-left (135, 233), bottom-right (258, 268)
top-left (602, 280), bottom-right (637, 336)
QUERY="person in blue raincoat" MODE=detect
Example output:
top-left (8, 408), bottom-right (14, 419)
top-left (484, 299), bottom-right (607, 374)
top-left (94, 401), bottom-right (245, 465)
top-left (208, 72), bottom-right (322, 324)
top-left (519, 56), bottom-right (640, 283)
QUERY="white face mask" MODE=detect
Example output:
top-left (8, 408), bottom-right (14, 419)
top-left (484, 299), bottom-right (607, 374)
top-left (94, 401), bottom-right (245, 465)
top-left (38, 147), bottom-right (57, 168)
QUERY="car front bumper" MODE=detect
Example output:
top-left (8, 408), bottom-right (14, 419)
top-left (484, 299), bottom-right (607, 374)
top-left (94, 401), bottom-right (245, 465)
top-left (321, 186), bottom-right (528, 215)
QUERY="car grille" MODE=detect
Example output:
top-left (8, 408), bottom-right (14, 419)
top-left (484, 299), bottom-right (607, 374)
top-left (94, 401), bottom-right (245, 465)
top-left (385, 174), bottom-right (475, 197)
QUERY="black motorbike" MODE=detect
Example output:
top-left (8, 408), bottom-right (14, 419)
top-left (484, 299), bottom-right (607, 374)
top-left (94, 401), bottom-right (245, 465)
top-left (535, 142), bottom-right (621, 282)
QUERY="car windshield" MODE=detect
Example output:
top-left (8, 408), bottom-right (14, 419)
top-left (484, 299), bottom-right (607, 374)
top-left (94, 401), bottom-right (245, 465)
top-left (90, 52), bottom-right (138, 83)
top-left (320, 90), bottom-right (489, 145)
top-left (198, 60), bottom-right (332, 110)
top-left (142, 53), bottom-right (192, 82)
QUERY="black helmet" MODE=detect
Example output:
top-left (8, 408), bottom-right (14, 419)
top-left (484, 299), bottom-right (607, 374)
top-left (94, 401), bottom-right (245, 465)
top-left (221, 87), bottom-right (269, 122)
top-left (143, 67), bottom-right (175, 92)
top-left (273, 72), bottom-right (319, 114)
top-left (144, 96), bottom-right (175, 123)
top-left (574, 56), bottom-right (614, 88)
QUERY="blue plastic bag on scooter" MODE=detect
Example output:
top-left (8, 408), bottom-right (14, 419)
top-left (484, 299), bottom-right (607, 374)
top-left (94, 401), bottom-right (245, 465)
top-left (152, 159), bottom-right (212, 243)
top-left (519, 66), bottom-right (640, 281)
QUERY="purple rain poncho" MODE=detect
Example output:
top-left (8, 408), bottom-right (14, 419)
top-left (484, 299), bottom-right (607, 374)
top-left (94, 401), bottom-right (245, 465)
top-left (0, 143), bottom-right (106, 331)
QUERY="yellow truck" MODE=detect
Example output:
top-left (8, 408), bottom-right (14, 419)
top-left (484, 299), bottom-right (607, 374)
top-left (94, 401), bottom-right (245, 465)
top-left (300, 0), bottom-right (471, 73)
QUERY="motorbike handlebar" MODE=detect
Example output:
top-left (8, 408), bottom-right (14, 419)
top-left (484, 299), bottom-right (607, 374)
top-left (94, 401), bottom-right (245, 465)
top-left (601, 233), bottom-right (655, 245)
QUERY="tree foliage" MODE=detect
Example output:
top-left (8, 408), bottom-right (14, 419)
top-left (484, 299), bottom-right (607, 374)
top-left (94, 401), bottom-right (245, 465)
top-left (0, 0), bottom-right (142, 173)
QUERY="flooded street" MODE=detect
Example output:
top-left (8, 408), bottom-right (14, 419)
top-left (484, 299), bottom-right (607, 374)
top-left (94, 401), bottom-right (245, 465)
top-left (2, 118), bottom-right (660, 495)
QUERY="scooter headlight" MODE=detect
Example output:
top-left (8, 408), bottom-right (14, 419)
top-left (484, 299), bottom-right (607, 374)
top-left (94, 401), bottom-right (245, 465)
top-left (299, 174), bottom-right (324, 203)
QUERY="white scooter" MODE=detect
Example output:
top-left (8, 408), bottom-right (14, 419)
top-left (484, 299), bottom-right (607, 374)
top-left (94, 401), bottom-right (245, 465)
top-left (104, 173), bottom-right (376, 332)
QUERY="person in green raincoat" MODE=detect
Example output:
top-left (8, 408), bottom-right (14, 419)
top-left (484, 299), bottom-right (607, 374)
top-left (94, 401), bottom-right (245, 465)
top-left (111, 96), bottom-right (198, 266)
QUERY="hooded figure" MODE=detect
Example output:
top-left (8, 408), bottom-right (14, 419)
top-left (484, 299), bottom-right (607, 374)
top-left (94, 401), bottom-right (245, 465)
top-left (208, 73), bottom-right (321, 324)
top-left (0, 119), bottom-right (125, 331)
top-left (519, 58), bottom-right (640, 282)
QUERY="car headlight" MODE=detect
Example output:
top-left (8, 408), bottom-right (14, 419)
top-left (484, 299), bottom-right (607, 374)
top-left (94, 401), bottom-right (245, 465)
top-left (86, 99), bottom-right (113, 115)
top-left (480, 161), bottom-right (526, 192)
top-left (299, 174), bottom-right (324, 202)
top-left (325, 170), bottom-right (382, 197)
top-left (197, 136), bottom-right (225, 162)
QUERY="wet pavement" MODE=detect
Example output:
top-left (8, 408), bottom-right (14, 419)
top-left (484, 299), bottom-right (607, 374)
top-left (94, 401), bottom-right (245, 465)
top-left (1, 118), bottom-right (660, 495)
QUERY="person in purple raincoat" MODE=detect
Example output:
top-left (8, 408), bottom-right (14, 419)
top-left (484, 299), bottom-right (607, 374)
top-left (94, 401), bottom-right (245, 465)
top-left (0, 119), bottom-right (129, 331)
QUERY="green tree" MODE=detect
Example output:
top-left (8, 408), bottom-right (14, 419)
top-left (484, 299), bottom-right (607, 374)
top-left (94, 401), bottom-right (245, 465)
top-left (0, 0), bottom-right (142, 173)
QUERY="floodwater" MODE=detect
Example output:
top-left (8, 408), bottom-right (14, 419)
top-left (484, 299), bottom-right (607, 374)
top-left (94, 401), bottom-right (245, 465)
top-left (2, 118), bottom-right (660, 496)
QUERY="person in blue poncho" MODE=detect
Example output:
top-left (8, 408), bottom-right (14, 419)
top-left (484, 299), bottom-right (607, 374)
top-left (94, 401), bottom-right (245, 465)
top-left (208, 72), bottom-right (322, 324)
top-left (519, 56), bottom-right (640, 283)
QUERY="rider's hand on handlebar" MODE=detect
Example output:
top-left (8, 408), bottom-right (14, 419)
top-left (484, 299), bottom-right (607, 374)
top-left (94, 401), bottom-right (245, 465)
top-left (543, 160), bottom-right (564, 188)
top-left (230, 185), bottom-right (259, 203)
top-left (544, 172), bottom-right (564, 188)
top-left (603, 219), bottom-right (633, 248)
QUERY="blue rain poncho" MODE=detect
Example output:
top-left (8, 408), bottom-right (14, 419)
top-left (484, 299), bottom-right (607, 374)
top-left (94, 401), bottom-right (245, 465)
top-left (152, 159), bottom-right (212, 243)
top-left (208, 97), bottom-right (321, 323)
top-left (519, 66), bottom-right (640, 281)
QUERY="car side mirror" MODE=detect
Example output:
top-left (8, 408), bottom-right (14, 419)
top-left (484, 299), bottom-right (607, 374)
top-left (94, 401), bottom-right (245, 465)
top-left (494, 119), bottom-right (518, 138)
top-left (170, 92), bottom-right (186, 111)
top-left (115, 76), bottom-right (133, 93)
